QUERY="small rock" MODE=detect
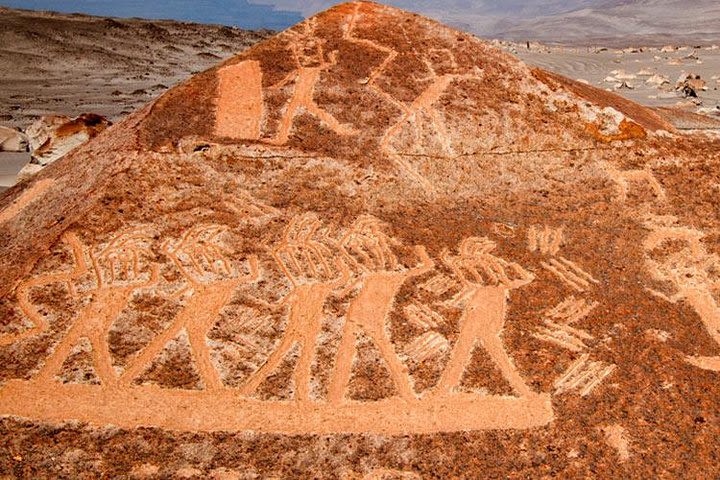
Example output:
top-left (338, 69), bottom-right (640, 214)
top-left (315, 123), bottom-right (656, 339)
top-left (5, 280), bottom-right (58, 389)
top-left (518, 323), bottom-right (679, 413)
top-left (615, 70), bottom-right (637, 80)
top-left (646, 74), bottom-right (670, 86)
top-left (614, 81), bottom-right (634, 90)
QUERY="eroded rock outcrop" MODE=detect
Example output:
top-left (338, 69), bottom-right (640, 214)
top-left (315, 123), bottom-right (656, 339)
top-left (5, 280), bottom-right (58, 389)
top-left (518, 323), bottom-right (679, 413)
top-left (0, 125), bottom-right (28, 152)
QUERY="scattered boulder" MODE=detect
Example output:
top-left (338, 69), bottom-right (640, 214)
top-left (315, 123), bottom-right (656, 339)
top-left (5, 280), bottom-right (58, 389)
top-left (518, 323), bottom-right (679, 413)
top-left (614, 81), bottom-right (635, 90)
top-left (614, 70), bottom-right (637, 80)
top-left (636, 68), bottom-right (655, 77)
top-left (646, 74), bottom-right (670, 87)
top-left (675, 74), bottom-right (706, 98)
top-left (660, 45), bottom-right (676, 53)
top-left (697, 105), bottom-right (720, 117)
top-left (26, 113), bottom-right (112, 167)
top-left (654, 106), bottom-right (720, 130)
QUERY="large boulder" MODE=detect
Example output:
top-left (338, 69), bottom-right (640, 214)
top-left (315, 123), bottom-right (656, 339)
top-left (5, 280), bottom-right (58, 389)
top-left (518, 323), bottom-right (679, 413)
top-left (25, 113), bottom-right (111, 167)
top-left (0, 2), bottom-right (717, 478)
top-left (0, 125), bottom-right (28, 152)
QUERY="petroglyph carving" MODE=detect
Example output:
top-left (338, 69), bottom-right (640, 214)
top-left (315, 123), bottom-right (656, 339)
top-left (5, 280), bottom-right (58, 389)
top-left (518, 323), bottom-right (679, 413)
top-left (534, 321), bottom-right (594, 352)
top-left (404, 331), bottom-right (450, 364)
top-left (533, 296), bottom-right (597, 351)
top-left (546, 296), bottom-right (599, 325)
top-left (0, 179), bottom-right (55, 224)
top-left (0, 217), bottom-right (557, 433)
top-left (240, 213), bottom-right (350, 401)
top-left (603, 162), bottom-right (666, 204)
top-left (36, 228), bottom-right (159, 385)
top-left (328, 216), bottom-right (434, 403)
top-left (343, 4), bottom-right (481, 194)
top-left (342, 468), bottom-right (422, 480)
top-left (601, 424), bottom-right (631, 462)
top-left (554, 353), bottom-right (616, 397)
top-left (643, 216), bottom-right (720, 371)
top-left (121, 225), bottom-right (260, 390)
top-left (527, 225), bottom-right (564, 255)
top-left (403, 301), bottom-right (447, 330)
top-left (492, 222), bottom-right (516, 238)
top-left (419, 274), bottom-right (456, 296)
top-left (214, 60), bottom-right (264, 140)
top-left (541, 257), bottom-right (599, 292)
top-left (434, 237), bottom-right (536, 397)
top-left (268, 18), bottom-right (357, 145)
top-left (1, 232), bottom-right (87, 346)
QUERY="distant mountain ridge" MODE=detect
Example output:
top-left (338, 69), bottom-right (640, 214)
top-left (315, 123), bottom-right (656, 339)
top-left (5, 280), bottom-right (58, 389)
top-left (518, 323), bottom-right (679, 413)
top-left (486, 0), bottom-right (720, 46)
top-left (255, 0), bottom-right (720, 46)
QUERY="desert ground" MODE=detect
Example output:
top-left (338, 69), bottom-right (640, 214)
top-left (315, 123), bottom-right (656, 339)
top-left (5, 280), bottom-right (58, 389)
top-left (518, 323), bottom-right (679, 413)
top-left (0, 7), bottom-right (272, 130)
top-left (511, 42), bottom-right (720, 112)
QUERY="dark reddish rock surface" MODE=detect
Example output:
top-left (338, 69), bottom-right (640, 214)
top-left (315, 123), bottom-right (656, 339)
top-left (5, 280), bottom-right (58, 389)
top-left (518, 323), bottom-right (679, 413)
top-left (1, 2), bottom-right (719, 478)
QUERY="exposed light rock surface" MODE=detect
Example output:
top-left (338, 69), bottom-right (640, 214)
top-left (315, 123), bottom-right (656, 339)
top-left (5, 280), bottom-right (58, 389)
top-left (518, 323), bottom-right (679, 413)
top-left (0, 2), bottom-right (719, 478)
top-left (0, 126), bottom-right (28, 152)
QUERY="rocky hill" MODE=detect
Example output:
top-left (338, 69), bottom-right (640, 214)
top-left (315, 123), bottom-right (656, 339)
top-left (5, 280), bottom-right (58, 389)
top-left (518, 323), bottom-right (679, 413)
top-left (0, 2), bottom-right (719, 478)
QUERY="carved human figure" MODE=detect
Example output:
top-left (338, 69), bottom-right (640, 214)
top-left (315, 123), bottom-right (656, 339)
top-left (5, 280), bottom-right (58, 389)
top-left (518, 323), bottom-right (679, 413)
top-left (643, 217), bottom-right (720, 371)
top-left (433, 237), bottom-right (535, 396)
top-left (1, 232), bottom-right (87, 347)
top-left (268, 18), bottom-right (356, 145)
top-left (327, 216), bottom-right (434, 403)
top-left (33, 229), bottom-right (159, 386)
top-left (121, 225), bottom-right (259, 390)
top-left (240, 213), bottom-right (350, 401)
top-left (343, 5), bottom-right (479, 193)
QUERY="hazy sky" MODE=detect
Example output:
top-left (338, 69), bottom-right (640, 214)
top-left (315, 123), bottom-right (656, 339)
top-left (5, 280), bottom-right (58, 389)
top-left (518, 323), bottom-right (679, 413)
top-left (0, 0), bottom-right (610, 32)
